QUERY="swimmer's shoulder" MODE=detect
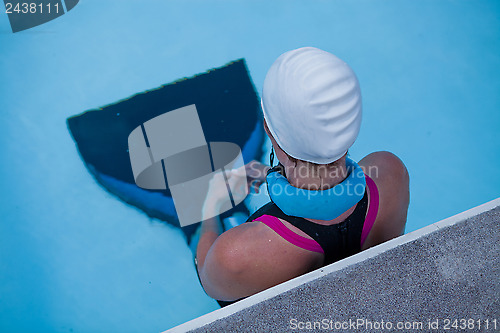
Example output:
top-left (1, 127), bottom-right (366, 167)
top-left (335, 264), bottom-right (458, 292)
top-left (199, 220), bottom-right (322, 301)
top-left (359, 151), bottom-right (410, 249)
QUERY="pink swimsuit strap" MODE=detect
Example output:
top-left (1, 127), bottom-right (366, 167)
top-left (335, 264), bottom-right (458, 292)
top-left (254, 214), bottom-right (324, 253)
top-left (252, 174), bottom-right (380, 253)
top-left (360, 174), bottom-right (379, 247)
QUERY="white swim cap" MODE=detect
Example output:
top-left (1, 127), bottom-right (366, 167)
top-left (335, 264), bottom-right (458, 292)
top-left (262, 47), bottom-right (362, 164)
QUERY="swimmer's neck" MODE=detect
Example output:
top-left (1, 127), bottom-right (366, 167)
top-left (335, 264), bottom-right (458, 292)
top-left (285, 156), bottom-right (348, 191)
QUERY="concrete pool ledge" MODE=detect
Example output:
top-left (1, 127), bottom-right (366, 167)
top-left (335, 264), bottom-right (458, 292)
top-left (166, 197), bottom-right (500, 332)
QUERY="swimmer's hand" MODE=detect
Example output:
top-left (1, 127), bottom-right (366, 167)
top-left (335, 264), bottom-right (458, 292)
top-left (244, 160), bottom-right (270, 193)
top-left (227, 160), bottom-right (270, 196)
top-left (202, 161), bottom-right (269, 218)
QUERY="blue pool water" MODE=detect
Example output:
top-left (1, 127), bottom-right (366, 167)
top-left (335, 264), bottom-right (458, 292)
top-left (1, 1), bottom-right (499, 332)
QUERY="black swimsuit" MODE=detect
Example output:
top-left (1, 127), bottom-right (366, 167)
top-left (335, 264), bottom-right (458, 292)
top-left (248, 189), bottom-right (368, 264)
top-left (213, 189), bottom-right (369, 307)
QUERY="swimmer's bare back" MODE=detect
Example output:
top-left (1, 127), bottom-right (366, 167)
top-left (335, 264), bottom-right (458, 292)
top-left (196, 151), bottom-right (409, 302)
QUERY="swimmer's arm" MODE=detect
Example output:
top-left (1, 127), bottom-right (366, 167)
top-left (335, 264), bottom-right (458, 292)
top-left (196, 215), bottom-right (223, 269)
top-left (196, 161), bottom-right (272, 300)
top-left (196, 223), bottom-right (261, 301)
top-left (196, 168), bottom-right (231, 269)
top-left (197, 160), bottom-right (268, 269)
top-left (196, 210), bottom-right (257, 301)
top-left (196, 213), bottom-right (255, 300)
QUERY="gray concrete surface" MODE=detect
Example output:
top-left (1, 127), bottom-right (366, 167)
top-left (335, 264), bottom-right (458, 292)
top-left (167, 198), bottom-right (500, 332)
